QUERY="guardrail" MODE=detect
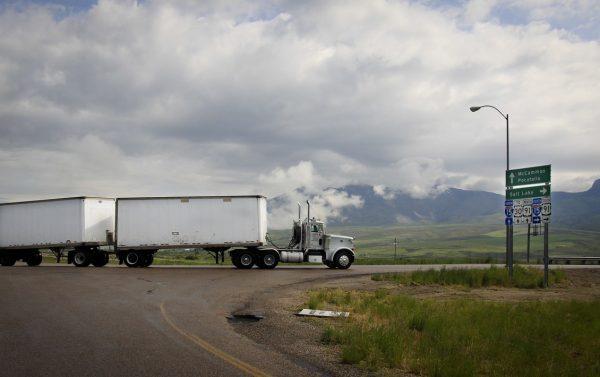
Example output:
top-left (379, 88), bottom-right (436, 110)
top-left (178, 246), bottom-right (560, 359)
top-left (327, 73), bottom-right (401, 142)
top-left (549, 257), bottom-right (600, 265)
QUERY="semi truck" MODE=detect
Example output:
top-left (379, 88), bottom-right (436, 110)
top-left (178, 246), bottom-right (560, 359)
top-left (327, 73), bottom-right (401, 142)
top-left (0, 195), bottom-right (355, 269)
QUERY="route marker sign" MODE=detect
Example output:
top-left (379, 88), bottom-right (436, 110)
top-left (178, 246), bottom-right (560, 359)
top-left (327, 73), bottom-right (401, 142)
top-left (506, 185), bottom-right (550, 200)
top-left (506, 165), bottom-right (551, 187)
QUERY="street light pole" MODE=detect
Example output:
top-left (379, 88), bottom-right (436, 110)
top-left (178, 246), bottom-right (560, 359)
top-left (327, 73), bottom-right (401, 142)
top-left (470, 105), bottom-right (513, 278)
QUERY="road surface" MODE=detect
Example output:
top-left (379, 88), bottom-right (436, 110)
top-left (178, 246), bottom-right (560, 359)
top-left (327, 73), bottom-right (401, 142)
top-left (0, 264), bottom-right (596, 376)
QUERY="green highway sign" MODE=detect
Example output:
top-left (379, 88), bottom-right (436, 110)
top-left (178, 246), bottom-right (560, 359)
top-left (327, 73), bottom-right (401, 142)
top-left (506, 165), bottom-right (551, 187)
top-left (506, 185), bottom-right (551, 200)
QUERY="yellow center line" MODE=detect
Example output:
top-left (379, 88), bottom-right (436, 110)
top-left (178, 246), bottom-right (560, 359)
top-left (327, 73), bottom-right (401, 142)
top-left (160, 301), bottom-right (270, 377)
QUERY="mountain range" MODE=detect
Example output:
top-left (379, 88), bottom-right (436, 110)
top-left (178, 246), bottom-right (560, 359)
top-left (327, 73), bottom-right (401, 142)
top-left (274, 179), bottom-right (600, 230)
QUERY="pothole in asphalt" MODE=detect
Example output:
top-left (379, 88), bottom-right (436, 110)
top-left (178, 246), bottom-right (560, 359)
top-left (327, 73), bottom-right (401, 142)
top-left (227, 312), bottom-right (265, 323)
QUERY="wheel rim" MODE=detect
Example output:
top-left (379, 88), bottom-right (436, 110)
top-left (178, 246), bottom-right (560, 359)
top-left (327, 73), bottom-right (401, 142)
top-left (338, 254), bottom-right (350, 267)
top-left (240, 254), bottom-right (253, 266)
top-left (74, 252), bottom-right (86, 265)
top-left (126, 253), bottom-right (139, 265)
top-left (264, 254), bottom-right (275, 266)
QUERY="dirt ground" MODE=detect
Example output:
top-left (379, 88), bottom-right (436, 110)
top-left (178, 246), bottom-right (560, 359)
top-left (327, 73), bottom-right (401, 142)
top-left (231, 269), bottom-right (600, 377)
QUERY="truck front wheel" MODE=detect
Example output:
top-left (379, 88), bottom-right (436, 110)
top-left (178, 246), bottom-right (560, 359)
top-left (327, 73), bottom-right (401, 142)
top-left (324, 260), bottom-right (336, 269)
top-left (334, 250), bottom-right (353, 269)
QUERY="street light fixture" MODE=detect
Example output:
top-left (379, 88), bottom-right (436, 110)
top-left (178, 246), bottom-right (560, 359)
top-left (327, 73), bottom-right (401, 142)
top-left (470, 104), bottom-right (513, 277)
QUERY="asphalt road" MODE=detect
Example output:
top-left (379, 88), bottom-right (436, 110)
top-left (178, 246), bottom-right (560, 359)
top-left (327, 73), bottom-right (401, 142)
top-left (0, 263), bottom-right (596, 377)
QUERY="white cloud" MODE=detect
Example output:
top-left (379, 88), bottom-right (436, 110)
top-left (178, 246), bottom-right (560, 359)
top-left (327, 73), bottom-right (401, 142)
top-left (0, 0), bottom-right (598, 213)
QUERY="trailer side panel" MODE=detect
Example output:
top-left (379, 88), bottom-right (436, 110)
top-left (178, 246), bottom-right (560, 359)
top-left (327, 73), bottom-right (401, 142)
top-left (116, 196), bottom-right (267, 249)
top-left (0, 198), bottom-right (83, 248)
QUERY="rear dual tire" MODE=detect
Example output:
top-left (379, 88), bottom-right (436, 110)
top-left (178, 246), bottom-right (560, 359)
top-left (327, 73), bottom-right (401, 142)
top-left (0, 256), bottom-right (17, 266)
top-left (256, 251), bottom-right (279, 269)
top-left (124, 251), bottom-right (153, 268)
top-left (73, 250), bottom-right (91, 267)
top-left (26, 253), bottom-right (43, 266)
top-left (92, 252), bottom-right (109, 267)
top-left (232, 251), bottom-right (255, 269)
top-left (232, 250), bottom-right (279, 269)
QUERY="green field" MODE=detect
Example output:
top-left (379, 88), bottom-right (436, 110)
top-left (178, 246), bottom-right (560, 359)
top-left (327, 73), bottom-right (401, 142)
top-left (309, 287), bottom-right (600, 376)
top-left (39, 224), bottom-right (600, 266)
top-left (321, 224), bottom-right (600, 263)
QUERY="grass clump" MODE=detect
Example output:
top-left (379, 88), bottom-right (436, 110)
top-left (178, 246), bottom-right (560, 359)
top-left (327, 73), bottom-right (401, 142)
top-left (308, 288), bottom-right (600, 376)
top-left (372, 266), bottom-right (565, 288)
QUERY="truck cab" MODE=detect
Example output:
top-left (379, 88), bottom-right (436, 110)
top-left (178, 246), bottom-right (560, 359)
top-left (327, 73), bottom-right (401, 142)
top-left (300, 217), bottom-right (355, 269)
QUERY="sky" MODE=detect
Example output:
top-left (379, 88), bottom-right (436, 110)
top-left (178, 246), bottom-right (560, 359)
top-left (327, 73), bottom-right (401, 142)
top-left (0, 0), bottom-right (599, 226)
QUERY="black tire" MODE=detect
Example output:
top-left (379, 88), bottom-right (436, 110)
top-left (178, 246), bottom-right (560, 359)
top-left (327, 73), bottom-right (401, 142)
top-left (73, 250), bottom-right (91, 267)
top-left (256, 251), bottom-right (279, 269)
top-left (236, 251), bottom-right (255, 269)
top-left (231, 253), bottom-right (243, 268)
top-left (141, 253), bottom-right (154, 267)
top-left (334, 250), bottom-right (353, 270)
top-left (1, 256), bottom-right (17, 266)
top-left (26, 253), bottom-right (43, 266)
top-left (124, 251), bottom-right (141, 268)
top-left (92, 251), bottom-right (109, 267)
top-left (324, 260), bottom-right (336, 269)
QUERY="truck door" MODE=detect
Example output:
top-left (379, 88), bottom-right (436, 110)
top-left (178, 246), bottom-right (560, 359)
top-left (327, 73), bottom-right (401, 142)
top-left (308, 222), bottom-right (324, 250)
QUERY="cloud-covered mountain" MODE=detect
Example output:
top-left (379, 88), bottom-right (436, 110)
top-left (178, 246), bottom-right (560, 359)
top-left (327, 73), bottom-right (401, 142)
top-left (270, 179), bottom-right (600, 230)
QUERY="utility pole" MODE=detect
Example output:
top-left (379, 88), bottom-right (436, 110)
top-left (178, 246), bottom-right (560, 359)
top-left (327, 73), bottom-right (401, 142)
top-left (394, 237), bottom-right (397, 262)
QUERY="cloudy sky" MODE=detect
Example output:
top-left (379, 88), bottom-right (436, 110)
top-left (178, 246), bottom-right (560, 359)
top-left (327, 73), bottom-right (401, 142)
top-left (0, 0), bottom-right (599, 225)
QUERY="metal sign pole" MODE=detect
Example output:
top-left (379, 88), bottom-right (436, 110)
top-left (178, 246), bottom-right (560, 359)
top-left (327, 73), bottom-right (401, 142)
top-left (543, 223), bottom-right (549, 288)
top-left (509, 225), bottom-right (514, 277)
top-left (527, 224), bottom-right (531, 264)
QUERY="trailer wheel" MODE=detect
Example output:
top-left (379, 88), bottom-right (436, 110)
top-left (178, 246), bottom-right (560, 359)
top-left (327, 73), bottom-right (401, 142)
top-left (334, 250), bottom-right (353, 270)
top-left (124, 251), bottom-right (140, 268)
top-left (26, 253), bottom-right (43, 266)
top-left (141, 253), bottom-right (154, 267)
top-left (1, 256), bottom-right (17, 266)
top-left (257, 252), bottom-right (278, 269)
top-left (237, 251), bottom-right (255, 269)
top-left (73, 250), bottom-right (91, 267)
top-left (92, 251), bottom-right (109, 267)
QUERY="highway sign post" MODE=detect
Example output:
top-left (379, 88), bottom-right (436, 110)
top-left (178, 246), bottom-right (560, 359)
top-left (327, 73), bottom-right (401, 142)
top-left (504, 164), bottom-right (551, 286)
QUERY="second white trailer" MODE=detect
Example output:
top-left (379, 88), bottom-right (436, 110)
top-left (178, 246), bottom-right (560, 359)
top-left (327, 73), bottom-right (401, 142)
top-left (115, 196), bottom-right (268, 267)
top-left (0, 197), bottom-right (115, 267)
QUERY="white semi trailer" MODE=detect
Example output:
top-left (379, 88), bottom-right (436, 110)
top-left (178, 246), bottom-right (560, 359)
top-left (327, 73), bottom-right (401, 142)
top-left (0, 197), bottom-right (115, 267)
top-left (114, 196), bottom-right (355, 269)
top-left (0, 195), bottom-right (355, 269)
